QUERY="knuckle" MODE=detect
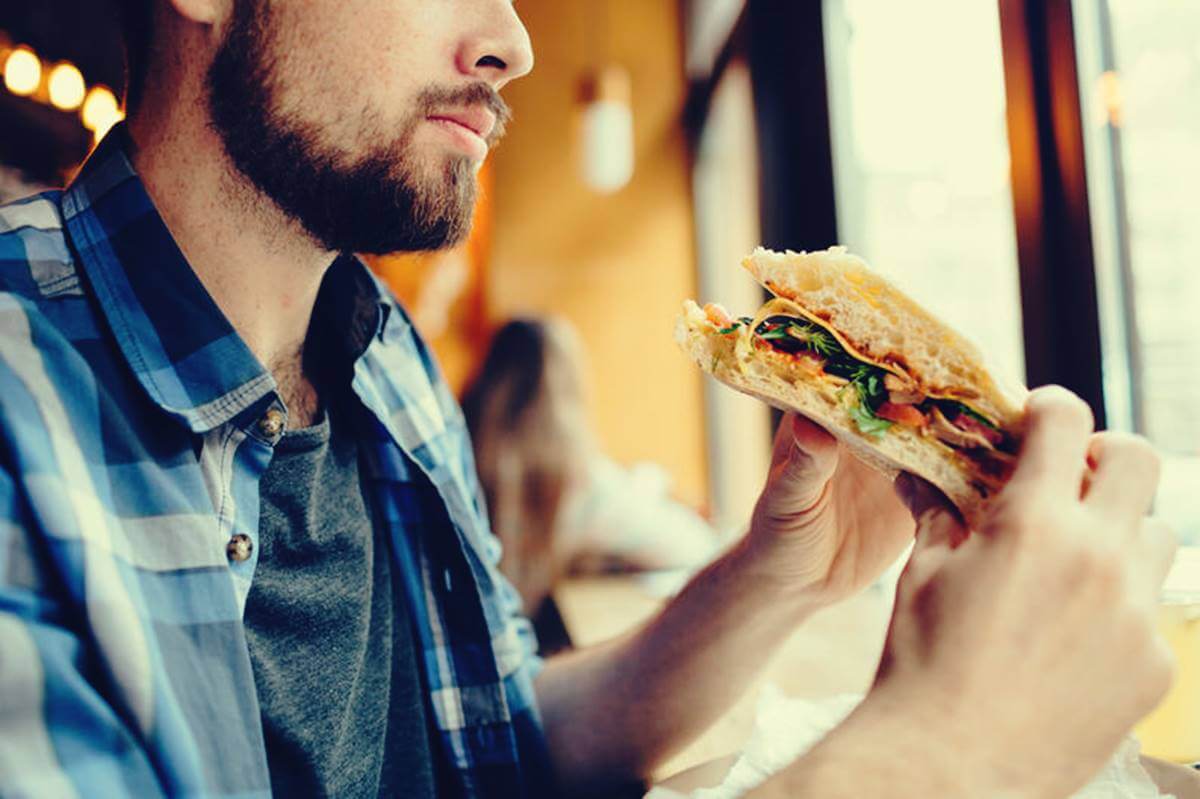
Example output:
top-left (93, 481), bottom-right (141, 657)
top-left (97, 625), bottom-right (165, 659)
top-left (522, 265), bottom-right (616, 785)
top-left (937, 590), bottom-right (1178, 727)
top-left (1091, 432), bottom-right (1161, 474)
top-left (986, 494), bottom-right (1029, 526)
top-left (1069, 544), bottom-right (1126, 601)
top-left (1082, 500), bottom-right (1141, 537)
top-left (1028, 386), bottom-right (1094, 431)
top-left (988, 497), bottom-right (1057, 543)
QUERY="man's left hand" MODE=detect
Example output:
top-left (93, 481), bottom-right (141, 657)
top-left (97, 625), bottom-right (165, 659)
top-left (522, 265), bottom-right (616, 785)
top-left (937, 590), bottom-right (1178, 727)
top-left (740, 413), bottom-right (915, 606)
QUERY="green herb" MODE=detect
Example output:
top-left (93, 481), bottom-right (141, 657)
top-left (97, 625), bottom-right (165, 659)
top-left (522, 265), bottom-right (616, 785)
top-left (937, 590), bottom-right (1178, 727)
top-left (748, 314), bottom-right (895, 442)
top-left (787, 324), bottom-right (838, 356)
top-left (717, 323), bottom-right (741, 335)
top-left (849, 362), bottom-right (875, 383)
top-left (757, 326), bottom-right (792, 341)
top-left (848, 401), bottom-right (894, 438)
top-left (754, 317), bottom-right (840, 358)
top-left (832, 362), bottom-right (893, 438)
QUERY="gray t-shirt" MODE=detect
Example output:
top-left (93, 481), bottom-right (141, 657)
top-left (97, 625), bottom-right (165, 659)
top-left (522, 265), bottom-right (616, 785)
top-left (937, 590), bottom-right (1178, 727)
top-left (243, 400), bottom-right (437, 798)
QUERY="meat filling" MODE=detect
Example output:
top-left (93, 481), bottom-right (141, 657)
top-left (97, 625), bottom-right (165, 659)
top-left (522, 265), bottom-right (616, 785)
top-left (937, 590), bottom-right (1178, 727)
top-left (710, 309), bottom-right (1018, 494)
top-left (884, 372), bottom-right (926, 405)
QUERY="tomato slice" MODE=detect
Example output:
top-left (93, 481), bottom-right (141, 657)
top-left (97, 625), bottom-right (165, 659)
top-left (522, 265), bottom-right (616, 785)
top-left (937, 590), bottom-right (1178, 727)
top-left (876, 402), bottom-right (927, 428)
top-left (703, 303), bottom-right (734, 328)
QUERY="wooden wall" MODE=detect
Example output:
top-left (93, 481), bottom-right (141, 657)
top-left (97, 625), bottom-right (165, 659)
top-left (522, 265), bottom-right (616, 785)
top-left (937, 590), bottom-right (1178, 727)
top-left (488, 0), bottom-right (708, 507)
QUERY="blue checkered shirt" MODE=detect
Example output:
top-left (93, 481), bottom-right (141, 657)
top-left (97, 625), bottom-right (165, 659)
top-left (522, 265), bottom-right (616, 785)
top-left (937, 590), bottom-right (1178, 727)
top-left (0, 126), bottom-right (552, 798)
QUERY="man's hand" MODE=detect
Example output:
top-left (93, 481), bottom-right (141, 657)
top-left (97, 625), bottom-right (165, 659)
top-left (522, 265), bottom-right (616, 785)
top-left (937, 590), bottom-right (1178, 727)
top-left (743, 414), bottom-right (914, 605)
top-left (537, 415), bottom-right (917, 791)
top-left (872, 386), bottom-right (1177, 798)
top-left (753, 386), bottom-right (1177, 799)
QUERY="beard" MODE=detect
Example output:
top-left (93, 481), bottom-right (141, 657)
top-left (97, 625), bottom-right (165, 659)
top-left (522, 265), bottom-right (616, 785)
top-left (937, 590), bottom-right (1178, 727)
top-left (206, 0), bottom-right (509, 254)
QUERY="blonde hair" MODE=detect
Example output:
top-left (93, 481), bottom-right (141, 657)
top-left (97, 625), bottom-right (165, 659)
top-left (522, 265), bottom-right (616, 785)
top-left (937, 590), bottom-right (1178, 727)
top-left (461, 318), bottom-right (595, 613)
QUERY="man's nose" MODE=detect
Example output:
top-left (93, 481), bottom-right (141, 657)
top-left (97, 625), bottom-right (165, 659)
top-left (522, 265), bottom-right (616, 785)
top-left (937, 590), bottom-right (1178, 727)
top-left (456, 0), bottom-right (535, 89)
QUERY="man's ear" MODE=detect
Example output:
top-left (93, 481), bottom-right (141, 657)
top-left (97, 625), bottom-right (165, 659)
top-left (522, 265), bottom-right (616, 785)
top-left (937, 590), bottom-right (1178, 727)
top-left (164, 0), bottom-right (222, 26)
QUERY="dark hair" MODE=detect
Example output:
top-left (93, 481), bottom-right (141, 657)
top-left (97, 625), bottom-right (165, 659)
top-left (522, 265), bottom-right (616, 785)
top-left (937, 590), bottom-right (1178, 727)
top-left (115, 0), bottom-right (153, 111)
top-left (461, 319), bottom-right (594, 613)
top-left (462, 320), bottom-right (553, 431)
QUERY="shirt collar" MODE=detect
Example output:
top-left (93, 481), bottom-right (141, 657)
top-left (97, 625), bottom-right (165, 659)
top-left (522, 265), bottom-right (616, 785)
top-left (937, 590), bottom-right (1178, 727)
top-left (61, 123), bottom-right (392, 434)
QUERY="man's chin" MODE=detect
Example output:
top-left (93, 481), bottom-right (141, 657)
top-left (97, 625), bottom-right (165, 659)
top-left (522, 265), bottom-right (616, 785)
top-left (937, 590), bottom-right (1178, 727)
top-left (258, 147), bottom-right (479, 255)
top-left (341, 184), bottom-right (477, 255)
top-left (350, 222), bottom-right (474, 256)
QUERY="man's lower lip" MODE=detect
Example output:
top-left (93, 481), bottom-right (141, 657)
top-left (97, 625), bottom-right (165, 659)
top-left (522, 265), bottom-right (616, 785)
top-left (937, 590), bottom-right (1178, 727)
top-left (428, 118), bottom-right (488, 160)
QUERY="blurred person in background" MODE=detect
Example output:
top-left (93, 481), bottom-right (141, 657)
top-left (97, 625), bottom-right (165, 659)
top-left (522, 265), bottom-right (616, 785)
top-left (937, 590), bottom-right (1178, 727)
top-left (0, 0), bottom-right (1182, 798)
top-left (462, 318), bottom-right (718, 641)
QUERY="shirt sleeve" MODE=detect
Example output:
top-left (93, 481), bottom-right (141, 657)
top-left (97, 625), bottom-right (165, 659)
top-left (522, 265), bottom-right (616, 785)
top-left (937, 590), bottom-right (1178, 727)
top-left (0, 459), bottom-right (165, 798)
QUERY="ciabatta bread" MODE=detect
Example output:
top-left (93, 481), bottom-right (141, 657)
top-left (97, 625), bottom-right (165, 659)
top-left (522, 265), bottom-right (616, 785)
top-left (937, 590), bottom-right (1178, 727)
top-left (743, 247), bottom-right (1027, 429)
top-left (677, 247), bottom-right (1031, 529)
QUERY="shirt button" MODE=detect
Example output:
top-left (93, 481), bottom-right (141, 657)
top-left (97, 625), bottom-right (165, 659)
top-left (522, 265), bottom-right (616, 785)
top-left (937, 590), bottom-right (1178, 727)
top-left (226, 533), bottom-right (253, 563)
top-left (257, 408), bottom-right (285, 438)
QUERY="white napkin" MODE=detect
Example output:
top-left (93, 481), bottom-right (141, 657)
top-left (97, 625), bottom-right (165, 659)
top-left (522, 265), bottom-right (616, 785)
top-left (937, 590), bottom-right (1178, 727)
top-left (646, 686), bottom-right (1172, 799)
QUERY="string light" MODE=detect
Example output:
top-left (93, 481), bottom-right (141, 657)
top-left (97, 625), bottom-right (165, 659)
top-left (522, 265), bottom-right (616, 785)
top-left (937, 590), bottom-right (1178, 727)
top-left (48, 62), bottom-right (85, 111)
top-left (3, 46), bottom-right (41, 97)
top-left (0, 38), bottom-right (125, 147)
top-left (81, 85), bottom-right (123, 141)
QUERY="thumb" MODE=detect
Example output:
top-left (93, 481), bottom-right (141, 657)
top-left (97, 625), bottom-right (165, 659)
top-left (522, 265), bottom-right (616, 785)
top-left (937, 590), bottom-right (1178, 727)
top-left (764, 415), bottom-right (839, 516)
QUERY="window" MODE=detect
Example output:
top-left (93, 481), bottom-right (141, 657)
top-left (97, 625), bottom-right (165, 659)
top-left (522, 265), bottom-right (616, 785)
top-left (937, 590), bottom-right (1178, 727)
top-left (824, 0), bottom-right (1026, 388)
top-left (693, 1), bottom-right (1196, 541)
top-left (692, 59), bottom-right (772, 533)
top-left (1074, 0), bottom-right (1200, 542)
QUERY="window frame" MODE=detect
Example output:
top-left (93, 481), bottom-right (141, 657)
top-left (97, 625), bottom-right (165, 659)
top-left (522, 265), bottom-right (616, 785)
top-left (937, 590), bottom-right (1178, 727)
top-left (686, 0), bottom-right (1115, 425)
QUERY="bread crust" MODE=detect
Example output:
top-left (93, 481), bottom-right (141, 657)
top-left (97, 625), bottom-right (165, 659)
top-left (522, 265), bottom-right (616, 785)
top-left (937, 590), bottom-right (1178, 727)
top-left (676, 300), bottom-right (992, 528)
top-left (742, 247), bottom-right (1028, 429)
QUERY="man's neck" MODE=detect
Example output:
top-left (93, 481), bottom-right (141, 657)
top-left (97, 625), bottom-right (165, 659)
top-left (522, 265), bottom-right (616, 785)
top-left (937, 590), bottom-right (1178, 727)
top-left (126, 99), bottom-right (331, 428)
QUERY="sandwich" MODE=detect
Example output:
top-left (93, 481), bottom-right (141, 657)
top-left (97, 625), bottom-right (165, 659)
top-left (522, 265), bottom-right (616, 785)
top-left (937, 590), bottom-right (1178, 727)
top-left (676, 246), bottom-right (1028, 528)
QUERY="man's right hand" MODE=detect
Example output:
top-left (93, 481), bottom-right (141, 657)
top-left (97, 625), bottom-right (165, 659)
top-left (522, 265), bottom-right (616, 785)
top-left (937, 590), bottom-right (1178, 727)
top-left (872, 385), bottom-right (1177, 798)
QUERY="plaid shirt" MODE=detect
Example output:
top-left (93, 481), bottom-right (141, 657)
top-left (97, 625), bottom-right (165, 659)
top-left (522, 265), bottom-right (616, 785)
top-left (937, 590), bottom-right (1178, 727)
top-left (0, 126), bottom-right (551, 798)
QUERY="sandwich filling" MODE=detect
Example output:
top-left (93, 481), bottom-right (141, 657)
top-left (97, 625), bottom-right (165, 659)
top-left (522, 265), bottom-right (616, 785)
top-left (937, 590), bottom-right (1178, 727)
top-left (703, 299), bottom-right (1017, 495)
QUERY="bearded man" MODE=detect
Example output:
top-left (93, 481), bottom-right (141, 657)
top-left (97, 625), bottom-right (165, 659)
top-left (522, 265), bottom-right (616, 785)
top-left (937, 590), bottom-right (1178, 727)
top-left (0, 1), bottom-right (1179, 798)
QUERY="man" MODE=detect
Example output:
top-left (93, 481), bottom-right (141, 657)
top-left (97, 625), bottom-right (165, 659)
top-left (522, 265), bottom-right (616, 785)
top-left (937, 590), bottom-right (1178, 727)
top-left (0, 1), bottom-right (1179, 797)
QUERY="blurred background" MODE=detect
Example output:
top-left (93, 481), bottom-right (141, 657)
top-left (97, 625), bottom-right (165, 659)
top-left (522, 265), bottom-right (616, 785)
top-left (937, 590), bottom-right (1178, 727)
top-left (1, 0), bottom-right (1198, 546)
top-left (3, 0), bottom-right (1198, 774)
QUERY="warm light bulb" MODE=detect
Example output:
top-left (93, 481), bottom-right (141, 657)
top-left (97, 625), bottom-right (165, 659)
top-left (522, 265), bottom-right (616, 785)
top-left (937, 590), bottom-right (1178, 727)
top-left (580, 101), bottom-right (634, 193)
top-left (81, 85), bottom-right (122, 138)
top-left (1097, 70), bottom-right (1123, 127)
top-left (577, 65), bottom-right (635, 194)
top-left (48, 62), bottom-right (86, 110)
top-left (4, 47), bottom-right (41, 97)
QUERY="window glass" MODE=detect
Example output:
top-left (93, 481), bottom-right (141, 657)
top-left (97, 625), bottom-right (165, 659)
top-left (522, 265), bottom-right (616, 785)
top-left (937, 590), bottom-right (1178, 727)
top-left (824, 0), bottom-right (1025, 388)
top-left (1075, 0), bottom-right (1200, 542)
top-left (693, 60), bottom-right (772, 533)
